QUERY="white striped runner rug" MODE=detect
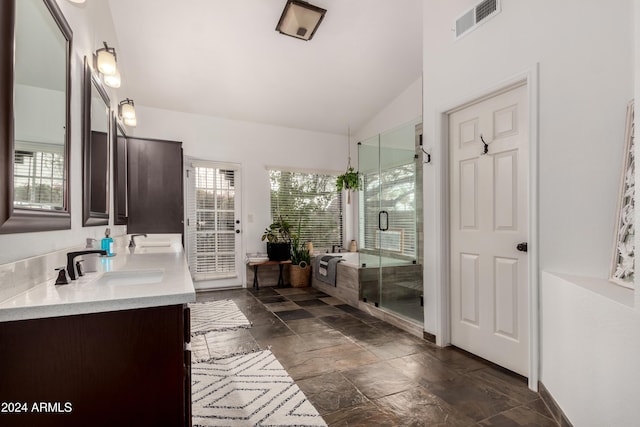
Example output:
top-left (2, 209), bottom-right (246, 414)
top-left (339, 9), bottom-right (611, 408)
top-left (192, 350), bottom-right (327, 427)
top-left (190, 299), bottom-right (252, 336)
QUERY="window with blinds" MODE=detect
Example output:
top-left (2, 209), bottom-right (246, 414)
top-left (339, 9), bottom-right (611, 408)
top-left (268, 169), bottom-right (342, 250)
top-left (186, 165), bottom-right (238, 281)
top-left (359, 162), bottom-right (416, 258)
top-left (13, 143), bottom-right (65, 210)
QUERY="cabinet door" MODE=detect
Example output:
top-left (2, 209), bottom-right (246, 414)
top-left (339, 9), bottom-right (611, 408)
top-left (127, 137), bottom-right (183, 233)
top-left (0, 305), bottom-right (187, 426)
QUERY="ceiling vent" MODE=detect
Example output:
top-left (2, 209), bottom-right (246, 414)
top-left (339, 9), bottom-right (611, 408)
top-left (455, 0), bottom-right (501, 39)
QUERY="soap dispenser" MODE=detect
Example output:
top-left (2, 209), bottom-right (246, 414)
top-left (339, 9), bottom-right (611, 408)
top-left (101, 228), bottom-right (114, 256)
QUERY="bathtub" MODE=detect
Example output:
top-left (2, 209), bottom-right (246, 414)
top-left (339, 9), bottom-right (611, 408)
top-left (311, 251), bottom-right (424, 332)
top-left (327, 252), bottom-right (413, 268)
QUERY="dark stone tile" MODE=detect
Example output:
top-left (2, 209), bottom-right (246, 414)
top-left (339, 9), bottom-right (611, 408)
top-left (477, 405), bottom-right (558, 426)
top-left (525, 399), bottom-right (555, 421)
top-left (323, 402), bottom-right (402, 427)
top-left (304, 305), bottom-right (347, 317)
top-left (422, 375), bottom-right (521, 422)
top-left (246, 287), bottom-right (279, 296)
top-left (274, 287), bottom-right (310, 296)
top-left (375, 386), bottom-right (476, 426)
top-left (468, 367), bottom-right (538, 404)
top-left (255, 334), bottom-right (308, 357)
top-left (296, 298), bottom-right (328, 307)
top-left (297, 330), bottom-right (352, 351)
top-left (304, 288), bottom-right (329, 298)
top-left (255, 295), bottom-right (288, 303)
top-left (341, 361), bottom-right (416, 399)
top-left (285, 318), bottom-right (334, 334)
top-left (361, 339), bottom-right (424, 360)
top-left (263, 301), bottom-right (301, 312)
top-left (276, 343), bottom-right (369, 380)
top-left (320, 314), bottom-right (367, 331)
top-left (296, 372), bottom-right (367, 415)
top-left (395, 352), bottom-right (464, 385)
top-left (285, 293), bottom-right (320, 302)
top-left (248, 321), bottom-right (293, 340)
top-left (422, 345), bottom-right (489, 373)
top-left (335, 304), bottom-right (379, 322)
top-left (275, 309), bottom-right (314, 321)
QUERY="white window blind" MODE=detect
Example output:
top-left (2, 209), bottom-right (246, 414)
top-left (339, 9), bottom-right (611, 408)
top-left (13, 142), bottom-right (65, 210)
top-left (359, 162), bottom-right (416, 258)
top-left (268, 169), bottom-right (342, 249)
top-left (186, 164), bottom-right (238, 281)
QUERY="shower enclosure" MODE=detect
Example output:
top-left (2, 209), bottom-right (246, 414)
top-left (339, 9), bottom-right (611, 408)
top-left (358, 118), bottom-right (423, 323)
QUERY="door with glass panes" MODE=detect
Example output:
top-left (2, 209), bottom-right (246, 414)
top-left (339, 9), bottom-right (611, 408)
top-left (186, 161), bottom-right (242, 290)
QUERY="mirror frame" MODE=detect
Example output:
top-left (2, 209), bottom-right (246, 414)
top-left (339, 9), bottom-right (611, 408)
top-left (113, 121), bottom-right (128, 225)
top-left (0, 0), bottom-right (72, 234)
top-left (82, 56), bottom-right (111, 226)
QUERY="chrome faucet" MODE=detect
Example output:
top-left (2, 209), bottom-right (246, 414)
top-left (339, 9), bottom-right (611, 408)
top-left (66, 250), bottom-right (107, 281)
top-left (128, 233), bottom-right (148, 248)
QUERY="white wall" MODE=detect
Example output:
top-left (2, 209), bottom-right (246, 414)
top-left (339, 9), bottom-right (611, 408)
top-left (0, 0), bottom-right (127, 266)
top-left (423, 0), bottom-right (636, 424)
top-left (541, 273), bottom-right (640, 426)
top-left (128, 105), bottom-right (347, 256)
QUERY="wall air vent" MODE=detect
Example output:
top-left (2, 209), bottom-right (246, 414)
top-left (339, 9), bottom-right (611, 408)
top-left (455, 0), bottom-right (501, 39)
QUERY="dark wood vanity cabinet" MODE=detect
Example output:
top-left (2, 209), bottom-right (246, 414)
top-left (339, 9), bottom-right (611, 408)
top-left (0, 305), bottom-right (191, 427)
top-left (127, 137), bottom-right (184, 234)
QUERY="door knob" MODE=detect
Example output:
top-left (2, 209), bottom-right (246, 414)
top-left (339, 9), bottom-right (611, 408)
top-left (516, 242), bottom-right (528, 252)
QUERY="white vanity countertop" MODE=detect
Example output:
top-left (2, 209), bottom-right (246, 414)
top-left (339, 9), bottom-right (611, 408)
top-left (0, 247), bottom-right (196, 322)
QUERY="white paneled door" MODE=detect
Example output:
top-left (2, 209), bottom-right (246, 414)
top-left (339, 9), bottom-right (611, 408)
top-left (449, 83), bottom-right (529, 376)
top-left (186, 162), bottom-right (243, 290)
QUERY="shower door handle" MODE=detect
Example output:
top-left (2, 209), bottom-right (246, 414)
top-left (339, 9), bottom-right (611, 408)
top-left (378, 211), bottom-right (389, 231)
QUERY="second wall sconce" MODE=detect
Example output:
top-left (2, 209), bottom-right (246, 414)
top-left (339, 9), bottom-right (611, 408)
top-left (118, 98), bottom-right (137, 127)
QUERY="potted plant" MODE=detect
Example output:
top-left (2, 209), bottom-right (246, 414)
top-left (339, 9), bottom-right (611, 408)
top-left (336, 166), bottom-right (361, 203)
top-left (261, 216), bottom-right (292, 261)
top-left (289, 220), bottom-right (311, 287)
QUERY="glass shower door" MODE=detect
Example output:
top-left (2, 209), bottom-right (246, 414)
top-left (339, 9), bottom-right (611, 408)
top-left (358, 118), bottom-right (423, 323)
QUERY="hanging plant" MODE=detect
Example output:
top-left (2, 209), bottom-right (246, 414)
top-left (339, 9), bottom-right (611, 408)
top-left (336, 167), bottom-right (361, 192)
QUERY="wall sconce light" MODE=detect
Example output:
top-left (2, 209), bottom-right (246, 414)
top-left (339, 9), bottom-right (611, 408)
top-left (103, 69), bottom-right (121, 88)
top-left (95, 42), bottom-right (117, 76)
top-left (118, 98), bottom-right (137, 127)
top-left (276, 0), bottom-right (327, 41)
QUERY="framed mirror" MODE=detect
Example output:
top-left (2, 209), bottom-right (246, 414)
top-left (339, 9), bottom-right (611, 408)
top-left (113, 122), bottom-right (128, 225)
top-left (0, 0), bottom-right (72, 234)
top-left (82, 56), bottom-right (111, 226)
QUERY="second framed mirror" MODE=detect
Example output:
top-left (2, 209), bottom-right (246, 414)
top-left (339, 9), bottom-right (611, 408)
top-left (82, 56), bottom-right (110, 226)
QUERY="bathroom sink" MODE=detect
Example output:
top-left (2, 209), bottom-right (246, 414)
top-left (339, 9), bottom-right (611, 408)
top-left (94, 270), bottom-right (164, 286)
top-left (139, 242), bottom-right (171, 248)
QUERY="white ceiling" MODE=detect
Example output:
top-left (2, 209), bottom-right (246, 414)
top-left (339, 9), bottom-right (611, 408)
top-left (107, 0), bottom-right (423, 135)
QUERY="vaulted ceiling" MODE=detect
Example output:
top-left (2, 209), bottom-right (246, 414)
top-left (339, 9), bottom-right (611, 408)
top-left (107, 0), bottom-right (423, 135)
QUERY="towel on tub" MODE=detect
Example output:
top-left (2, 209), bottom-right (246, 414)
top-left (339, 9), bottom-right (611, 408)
top-left (316, 255), bottom-right (343, 286)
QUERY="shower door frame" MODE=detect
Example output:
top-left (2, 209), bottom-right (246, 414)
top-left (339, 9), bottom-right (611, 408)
top-left (358, 118), bottom-right (423, 323)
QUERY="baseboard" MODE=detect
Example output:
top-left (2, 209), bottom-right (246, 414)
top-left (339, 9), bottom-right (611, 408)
top-left (538, 382), bottom-right (573, 427)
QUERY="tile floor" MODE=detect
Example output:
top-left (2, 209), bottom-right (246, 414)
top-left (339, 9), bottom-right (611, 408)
top-left (196, 286), bottom-right (559, 427)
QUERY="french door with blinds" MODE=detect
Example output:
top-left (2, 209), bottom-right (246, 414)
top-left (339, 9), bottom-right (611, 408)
top-left (185, 161), bottom-right (242, 290)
